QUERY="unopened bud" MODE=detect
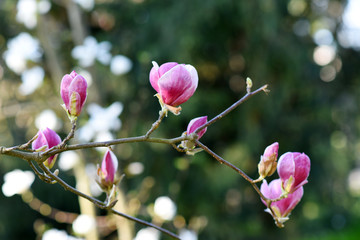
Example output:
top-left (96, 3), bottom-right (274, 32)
top-left (97, 149), bottom-right (119, 192)
top-left (258, 142), bottom-right (279, 179)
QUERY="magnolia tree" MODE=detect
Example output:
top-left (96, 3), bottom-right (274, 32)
top-left (0, 62), bottom-right (310, 239)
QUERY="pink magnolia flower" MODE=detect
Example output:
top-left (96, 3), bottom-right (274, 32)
top-left (260, 179), bottom-right (304, 226)
top-left (258, 142), bottom-right (279, 179)
top-left (277, 152), bottom-right (310, 193)
top-left (32, 128), bottom-right (62, 169)
top-left (97, 149), bottom-right (119, 190)
top-left (149, 61), bottom-right (198, 114)
top-left (60, 71), bottom-right (88, 119)
top-left (187, 116), bottom-right (208, 140)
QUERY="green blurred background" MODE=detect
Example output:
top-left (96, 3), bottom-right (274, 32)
top-left (1, 0), bottom-right (360, 239)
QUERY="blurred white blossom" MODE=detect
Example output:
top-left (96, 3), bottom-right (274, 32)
top-left (134, 227), bottom-right (160, 240)
top-left (42, 228), bottom-right (83, 240)
top-left (35, 109), bottom-right (62, 131)
top-left (179, 229), bottom-right (198, 240)
top-left (58, 151), bottom-right (80, 171)
top-left (127, 162), bottom-right (144, 175)
top-left (71, 36), bottom-right (112, 67)
top-left (19, 66), bottom-right (45, 95)
top-left (72, 214), bottom-right (96, 235)
top-left (154, 196), bottom-right (177, 221)
top-left (110, 55), bottom-right (133, 75)
top-left (3, 33), bottom-right (42, 74)
top-left (77, 102), bottom-right (123, 142)
top-left (2, 169), bottom-right (35, 197)
top-left (338, 0), bottom-right (360, 49)
top-left (16, 0), bottom-right (51, 29)
top-left (74, 0), bottom-right (94, 11)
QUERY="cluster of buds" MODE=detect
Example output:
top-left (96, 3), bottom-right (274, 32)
top-left (258, 143), bottom-right (311, 227)
top-left (31, 71), bottom-right (88, 169)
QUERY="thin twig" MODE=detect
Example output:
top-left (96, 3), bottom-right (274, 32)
top-left (37, 163), bottom-right (180, 239)
top-left (4, 134), bottom-right (38, 152)
top-left (196, 140), bottom-right (266, 200)
top-left (145, 110), bottom-right (167, 138)
top-left (60, 120), bottom-right (77, 147)
top-left (194, 84), bottom-right (268, 135)
top-left (28, 161), bottom-right (55, 183)
top-left (110, 209), bottom-right (180, 240)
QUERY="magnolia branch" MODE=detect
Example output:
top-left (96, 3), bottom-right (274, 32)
top-left (37, 162), bottom-right (180, 239)
top-left (0, 84), bottom-right (269, 238)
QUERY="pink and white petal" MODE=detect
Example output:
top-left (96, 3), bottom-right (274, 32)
top-left (184, 64), bottom-right (199, 90)
top-left (69, 75), bottom-right (88, 106)
top-left (149, 61), bottom-right (160, 92)
top-left (280, 186), bottom-right (304, 216)
top-left (32, 130), bottom-right (48, 150)
top-left (293, 153), bottom-right (311, 186)
top-left (260, 179), bottom-right (282, 205)
top-left (263, 142), bottom-right (279, 160)
top-left (158, 65), bottom-right (193, 106)
top-left (187, 116), bottom-right (207, 139)
top-left (267, 179), bottom-right (283, 199)
top-left (158, 62), bottom-right (178, 76)
top-left (107, 150), bottom-right (118, 175)
top-left (277, 152), bottom-right (295, 181)
top-left (43, 128), bottom-right (61, 148)
top-left (70, 70), bottom-right (78, 78)
top-left (60, 74), bottom-right (73, 107)
top-left (102, 150), bottom-right (118, 183)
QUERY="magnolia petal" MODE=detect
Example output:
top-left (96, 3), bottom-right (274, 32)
top-left (187, 116), bottom-right (207, 139)
top-left (260, 179), bottom-right (282, 205)
top-left (263, 142), bottom-right (279, 161)
top-left (277, 152), bottom-right (296, 181)
top-left (158, 62), bottom-right (178, 76)
top-left (32, 130), bottom-right (48, 150)
top-left (44, 155), bottom-right (58, 169)
top-left (149, 61), bottom-right (160, 92)
top-left (184, 64), bottom-right (199, 90)
top-left (293, 153), bottom-right (311, 187)
top-left (60, 74), bottom-right (73, 109)
top-left (101, 150), bottom-right (118, 183)
top-left (42, 127), bottom-right (61, 148)
top-left (69, 75), bottom-right (88, 108)
top-left (70, 92), bottom-right (82, 116)
top-left (158, 64), bottom-right (194, 106)
top-left (276, 186), bottom-right (304, 217)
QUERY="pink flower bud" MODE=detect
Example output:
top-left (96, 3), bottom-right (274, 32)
top-left (149, 61), bottom-right (198, 114)
top-left (258, 142), bottom-right (279, 179)
top-left (60, 71), bottom-right (88, 118)
top-left (32, 128), bottom-right (62, 169)
top-left (260, 179), bottom-right (304, 225)
top-left (179, 116), bottom-right (208, 155)
top-left (187, 116), bottom-right (208, 140)
top-left (97, 149), bottom-right (118, 190)
top-left (277, 152), bottom-right (310, 193)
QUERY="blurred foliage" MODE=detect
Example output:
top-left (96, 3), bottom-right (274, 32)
top-left (1, 0), bottom-right (360, 239)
